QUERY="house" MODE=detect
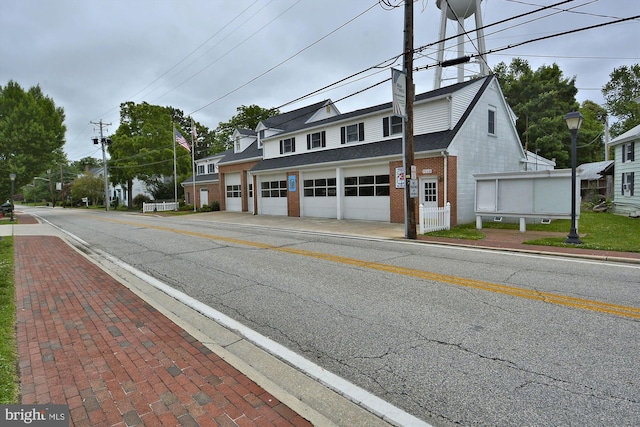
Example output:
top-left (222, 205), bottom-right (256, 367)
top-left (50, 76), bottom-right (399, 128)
top-left (184, 75), bottom-right (529, 226)
top-left (609, 124), bottom-right (640, 216)
top-left (88, 167), bottom-right (153, 206)
top-left (577, 160), bottom-right (613, 200)
top-left (181, 151), bottom-right (226, 208)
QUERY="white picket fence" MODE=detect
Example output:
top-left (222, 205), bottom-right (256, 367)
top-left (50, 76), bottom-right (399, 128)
top-left (142, 201), bottom-right (179, 213)
top-left (419, 202), bottom-right (451, 233)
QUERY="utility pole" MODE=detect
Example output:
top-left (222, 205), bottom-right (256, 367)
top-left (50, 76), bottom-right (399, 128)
top-left (404, 0), bottom-right (416, 239)
top-left (90, 120), bottom-right (112, 211)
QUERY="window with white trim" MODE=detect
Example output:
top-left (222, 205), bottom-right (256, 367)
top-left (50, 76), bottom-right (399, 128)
top-left (235, 136), bottom-right (241, 151)
top-left (261, 180), bottom-right (287, 198)
top-left (622, 172), bottom-right (634, 196)
top-left (197, 165), bottom-right (205, 175)
top-left (488, 107), bottom-right (496, 135)
top-left (303, 178), bottom-right (336, 197)
top-left (207, 163), bottom-right (216, 174)
top-left (226, 185), bottom-right (241, 198)
top-left (344, 175), bottom-right (390, 197)
top-left (622, 142), bottom-right (635, 162)
top-left (383, 116), bottom-right (403, 137)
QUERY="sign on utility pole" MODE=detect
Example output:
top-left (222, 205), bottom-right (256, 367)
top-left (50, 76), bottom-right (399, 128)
top-left (403, 0), bottom-right (416, 239)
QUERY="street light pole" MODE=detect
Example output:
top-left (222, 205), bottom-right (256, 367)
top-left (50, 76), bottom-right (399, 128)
top-left (9, 173), bottom-right (16, 222)
top-left (564, 111), bottom-right (583, 244)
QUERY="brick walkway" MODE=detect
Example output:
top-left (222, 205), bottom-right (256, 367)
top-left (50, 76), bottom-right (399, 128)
top-left (14, 233), bottom-right (312, 427)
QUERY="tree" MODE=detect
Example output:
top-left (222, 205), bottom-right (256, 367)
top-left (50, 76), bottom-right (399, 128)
top-left (602, 64), bottom-right (640, 137)
top-left (70, 174), bottom-right (104, 206)
top-left (109, 102), bottom-right (192, 208)
top-left (493, 59), bottom-right (592, 168)
top-left (0, 80), bottom-right (66, 198)
top-left (213, 105), bottom-right (280, 152)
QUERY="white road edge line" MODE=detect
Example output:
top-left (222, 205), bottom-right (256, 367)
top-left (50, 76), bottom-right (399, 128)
top-left (38, 216), bottom-right (431, 427)
top-left (98, 249), bottom-right (431, 427)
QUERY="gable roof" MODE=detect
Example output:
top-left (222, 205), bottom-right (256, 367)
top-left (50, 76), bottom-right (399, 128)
top-left (260, 99), bottom-right (332, 133)
top-left (609, 124), bottom-right (640, 146)
top-left (251, 76), bottom-right (494, 173)
top-left (263, 76), bottom-right (491, 138)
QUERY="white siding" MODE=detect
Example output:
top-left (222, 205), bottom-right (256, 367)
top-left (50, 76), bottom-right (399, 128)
top-left (414, 98), bottom-right (451, 133)
top-left (450, 80), bottom-right (525, 224)
top-left (613, 142), bottom-right (640, 215)
top-left (450, 78), bottom-right (484, 125)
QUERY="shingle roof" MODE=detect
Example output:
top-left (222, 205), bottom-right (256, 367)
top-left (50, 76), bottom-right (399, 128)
top-left (265, 76), bottom-right (490, 137)
top-left (251, 130), bottom-right (455, 172)
top-left (181, 173), bottom-right (219, 185)
top-left (218, 140), bottom-right (262, 165)
top-left (261, 100), bottom-right (331, 133)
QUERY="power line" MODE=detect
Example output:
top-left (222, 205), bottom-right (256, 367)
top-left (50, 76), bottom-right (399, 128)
top-left (188, 1), bottom-right (380, 115)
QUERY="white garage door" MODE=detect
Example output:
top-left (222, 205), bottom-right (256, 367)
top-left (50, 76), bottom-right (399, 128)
top-left (301, 171), bottom-right (337, 218)
top-left (225, 173), bottom-right (242, 212)
top-left (342, 166), bottom-right (390, 221)
top-left (258, 174), bottom-right (288, 216)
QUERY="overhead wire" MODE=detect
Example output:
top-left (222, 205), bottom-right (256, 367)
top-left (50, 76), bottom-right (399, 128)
top-left (189, 1), bottom-right (381, 115)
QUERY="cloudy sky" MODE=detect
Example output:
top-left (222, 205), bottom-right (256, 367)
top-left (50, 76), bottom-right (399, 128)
top-left (2, 0), bottom-right (638, 162)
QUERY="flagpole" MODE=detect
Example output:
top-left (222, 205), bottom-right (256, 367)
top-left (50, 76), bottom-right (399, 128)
top-left (191, 118), bottom-right (197, 212)
top-left (173, 122), bottom-right (178, 210)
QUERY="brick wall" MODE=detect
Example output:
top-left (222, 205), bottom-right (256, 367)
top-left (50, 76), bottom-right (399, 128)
top-left (389, 156), bottom-right (458, 226)
top-left (218, 160), bottom-right (259, 212)
top-left (287, 171), bottom-right (300, 217)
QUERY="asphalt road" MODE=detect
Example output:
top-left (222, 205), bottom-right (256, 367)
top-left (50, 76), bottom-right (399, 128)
top-left (27, 208), bottom-right (640, 426)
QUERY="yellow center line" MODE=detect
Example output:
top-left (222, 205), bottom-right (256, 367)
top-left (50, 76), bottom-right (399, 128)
top-left (101, 217), bottom-right (640, 320)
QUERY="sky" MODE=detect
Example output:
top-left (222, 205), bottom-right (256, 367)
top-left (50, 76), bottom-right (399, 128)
top-left (1, 0), bottom-right (639, 162)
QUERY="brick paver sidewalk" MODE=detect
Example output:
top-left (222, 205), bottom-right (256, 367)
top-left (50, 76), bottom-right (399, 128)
top-left (14, 234), bottom-right (312, 427)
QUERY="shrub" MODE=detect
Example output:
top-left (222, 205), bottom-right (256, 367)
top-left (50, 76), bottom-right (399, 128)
top-left (132, 194), bottom-right (152, 209)
top-left (210, 200), bottom-right (220, 211)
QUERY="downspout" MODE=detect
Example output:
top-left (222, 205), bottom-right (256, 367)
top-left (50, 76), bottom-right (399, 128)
top-left (447, 95), bottom-right (453, 130)
top-left (441, 150), bottom-right (448, 207)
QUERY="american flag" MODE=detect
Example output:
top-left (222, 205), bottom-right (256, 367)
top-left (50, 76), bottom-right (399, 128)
top-left (175, 130), bottom-right (190, 152)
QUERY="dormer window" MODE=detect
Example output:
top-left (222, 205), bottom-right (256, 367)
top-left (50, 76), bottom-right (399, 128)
top-left (197, 164), bottom-right (205, 175)
top-left (207, 163), bottom-right (216, 174)
top-left (235, 136), bottom-right (241, 151)
top-left (341, 123), bottom-right (365, 144)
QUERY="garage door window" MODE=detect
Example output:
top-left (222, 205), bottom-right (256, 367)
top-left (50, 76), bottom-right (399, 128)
top-left (344, 175), bottom-right (390, 197)
top-left (304, 178), bottom-right (337, 197)
top-left (226, 185), bottom-right (241, 198)
top-left (261, 180), bottom-right (287, 198)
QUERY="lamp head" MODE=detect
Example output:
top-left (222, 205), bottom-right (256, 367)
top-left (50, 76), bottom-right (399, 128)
top-left (565, 111), bottom-right (584, 131)
top-left (9, 173), bottom-right (16, 181)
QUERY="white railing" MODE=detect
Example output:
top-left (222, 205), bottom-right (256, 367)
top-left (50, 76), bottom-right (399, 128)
top-left (419, 202), bottom-right (451, 234)
top-left (142, 201), bottom-right (179, 213)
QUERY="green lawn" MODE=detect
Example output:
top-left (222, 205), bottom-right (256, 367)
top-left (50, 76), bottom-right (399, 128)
top-left (426, 210), bottom-right (640, 253)
top-left (0, 236), bottom-right (18, 403)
